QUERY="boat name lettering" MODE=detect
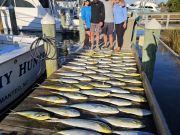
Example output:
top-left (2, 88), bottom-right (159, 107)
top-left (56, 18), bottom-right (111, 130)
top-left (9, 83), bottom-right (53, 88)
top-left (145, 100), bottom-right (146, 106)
top-left (19, 58), bottom-right (38, 77)
top-left (0, 71), bottom-right (13, 89)
top-left (0, 85), bottom-right (22, 104)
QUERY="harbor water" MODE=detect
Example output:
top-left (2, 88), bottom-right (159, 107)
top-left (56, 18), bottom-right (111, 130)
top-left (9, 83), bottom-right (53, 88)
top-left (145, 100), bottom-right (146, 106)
top-left (136, 29), bottom-right (180, 135)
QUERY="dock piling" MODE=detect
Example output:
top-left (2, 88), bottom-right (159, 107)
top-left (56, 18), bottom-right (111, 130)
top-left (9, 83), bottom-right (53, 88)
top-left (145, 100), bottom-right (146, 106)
top-left (41, 13), bottom-right (58, 77)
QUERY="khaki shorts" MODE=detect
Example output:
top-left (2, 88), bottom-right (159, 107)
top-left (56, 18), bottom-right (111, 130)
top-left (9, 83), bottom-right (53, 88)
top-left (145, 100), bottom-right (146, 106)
top-left (102, 22), bottom-right (114, 35)
top-left (90, 23), bottom-right (102, 33)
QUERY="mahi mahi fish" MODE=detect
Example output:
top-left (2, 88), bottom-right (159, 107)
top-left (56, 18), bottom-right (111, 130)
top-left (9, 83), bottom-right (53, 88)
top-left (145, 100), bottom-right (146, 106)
top-left (102, 116), bottom-right (145, 129)
top-left (56, 72), bottom-right (82, 77)
top-left (92, 69), bottom-right (110, 73)
top-left (97, 87), bottom-right (130, 94)
top-left (98, 61), bottom-right (112, 64)
top-left (123, 59), bottom-right (136, 62)
top-left (94, 98), bottom-right (132, 106)
top-left (85, 65), bottom-right (98, 69)
top-left (70, 103), bottom-right (119, 114)
top-left (123, 86), bottom-right (144, 91)
top-left (75, 69), bottom-right (97, 74)
top-left (62, 76), bottom-right (92, 82)
top-left (85, 61), bottom-right (98, 65)
top-left (97, 65), bottom-right (110, 68)
top-left (63, 65), bottom-right (86, 70)
top-left (87, 75), bottom-right (110, 81)
top-left (12, 111), bottom-right (50, 120)
top-left (104, 73), bottom-right (124, 78)
top-left (74, 58), bottom-right (87, 62)
top-left (109, 68), bottom-right (126, 72)
top-left (116, 78), bottom-right (142, 84)
top-left (109, 63), bottom-right (126, 67)
top-left (105, 81), bottom-right (126, 86)
top-left (48, 78), bottom-right (79, 84)
top-left (113, 131), bottom-right (154, 135)
top-left (73, 83), bottom-right (94, 90)
top-left (69, 61), bottom-right (86, 66)
top-left (39, 85), bottom-right (79, 92)
top-left (80, 89), bottom-right (110, 97)
top-left (31, 95), bottom-right (67, 104)
top-left (51, 91), bottom-right (88, 100)
top-left (110, 93), bottom-right (146, 102)
top-left (118, 107), bottom-right (152, 116)
top-left (47, 118), bottom-right (112, 133)
top-left (89, 82), bottom-right (111, 88)
top-left (123, 67), bottom-right (137, 71)
top-left (54, 129), bottom-right (101, 135)
top-left (120, 73), bottom-right (140, 77)
top-left (37, 104), bottom-right (80, 117)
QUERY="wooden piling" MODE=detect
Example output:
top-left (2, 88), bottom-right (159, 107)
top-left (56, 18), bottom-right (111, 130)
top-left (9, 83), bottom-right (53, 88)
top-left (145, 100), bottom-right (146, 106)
top-left (78, 6), bottom-right (85, 47)
top-left (142, 19), bottom-right (161, 82)
top-left (41, 14), bottom-right (58, 77)
top-left (0, 12), bottom-right (4, 34)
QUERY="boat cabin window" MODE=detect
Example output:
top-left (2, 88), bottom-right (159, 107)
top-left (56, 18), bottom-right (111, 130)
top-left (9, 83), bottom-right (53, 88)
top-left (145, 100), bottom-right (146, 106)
top-left (144, 6), bottom-right (153, 9)
top-left (15, 0), bottom-right (35, 7)
top-left (39, 0), bottom-right (49, 8)
top-left (0, 0), bottom-right (15, 7)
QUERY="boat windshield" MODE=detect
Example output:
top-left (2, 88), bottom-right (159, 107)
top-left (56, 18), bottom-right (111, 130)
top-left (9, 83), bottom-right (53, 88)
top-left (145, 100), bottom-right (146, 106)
top-left (39, 0), bottom-right (49, 8)
top-left (0, 0), bottom-right (35, 7)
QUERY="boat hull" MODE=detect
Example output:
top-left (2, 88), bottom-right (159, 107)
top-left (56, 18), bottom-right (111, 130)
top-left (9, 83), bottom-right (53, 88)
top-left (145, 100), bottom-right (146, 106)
top-left (0, 39), bottom-right (45, 111)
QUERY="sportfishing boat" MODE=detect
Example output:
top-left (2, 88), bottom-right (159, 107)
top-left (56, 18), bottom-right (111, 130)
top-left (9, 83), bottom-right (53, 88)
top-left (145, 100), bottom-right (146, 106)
top-left (0, 34), bottom-right (45, 112)
top-left (55, 0), bottom-right (79, 29)
top-left (0, 0), bottom-right (61, 31)
top-left (127, 0), bottom-right (160, 13)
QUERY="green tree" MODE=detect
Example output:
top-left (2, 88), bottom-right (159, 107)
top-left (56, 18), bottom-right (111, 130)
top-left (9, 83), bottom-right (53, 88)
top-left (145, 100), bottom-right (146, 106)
top-left (167, 0), bottom-right (180, 12)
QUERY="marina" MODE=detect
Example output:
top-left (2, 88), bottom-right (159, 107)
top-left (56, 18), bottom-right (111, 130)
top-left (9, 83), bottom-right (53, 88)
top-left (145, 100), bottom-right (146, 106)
top-left (0, 0), bottom-right (180, 134)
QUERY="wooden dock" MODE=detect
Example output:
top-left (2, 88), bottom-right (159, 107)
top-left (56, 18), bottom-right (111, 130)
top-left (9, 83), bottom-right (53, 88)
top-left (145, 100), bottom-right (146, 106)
top-left (0, 49), bottom-right (159, 135)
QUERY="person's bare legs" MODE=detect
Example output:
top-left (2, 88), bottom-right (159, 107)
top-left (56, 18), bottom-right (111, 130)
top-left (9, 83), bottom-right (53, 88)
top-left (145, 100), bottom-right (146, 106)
top-left (103, 34), bottom-right (108, 48)
top-left (109, 34), bottom-right (113, 49)
top-left (96, 32), bottom-right (100, 50)
top-left (90, 32), bottom-right (94, 50)
top-left (84, 30), bottom-right (91, 49)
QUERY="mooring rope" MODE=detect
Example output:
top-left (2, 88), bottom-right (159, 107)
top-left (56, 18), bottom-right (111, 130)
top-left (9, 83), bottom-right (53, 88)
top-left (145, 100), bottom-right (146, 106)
top-left (30, 36), bottom-right (57, 60)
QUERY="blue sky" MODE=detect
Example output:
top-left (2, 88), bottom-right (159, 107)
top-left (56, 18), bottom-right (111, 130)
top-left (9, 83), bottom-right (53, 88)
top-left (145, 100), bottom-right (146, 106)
top-left (126, 0), bottom-right (168, 4)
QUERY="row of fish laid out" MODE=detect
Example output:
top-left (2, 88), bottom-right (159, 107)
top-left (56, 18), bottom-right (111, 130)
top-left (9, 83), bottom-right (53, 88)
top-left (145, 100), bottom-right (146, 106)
top-left (35, 86), bottom-right (146, 103)
top-left (38, 81), bottom-right (144, 93)
top-left (11, 110), bottom-right (153, 134)
top-left (10, 51), bottom-right (155, 135)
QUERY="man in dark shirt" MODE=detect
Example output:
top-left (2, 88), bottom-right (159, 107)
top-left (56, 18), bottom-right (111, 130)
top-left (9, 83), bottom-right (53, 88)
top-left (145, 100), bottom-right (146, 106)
top-left (90, 0), bottom-right (105, 50)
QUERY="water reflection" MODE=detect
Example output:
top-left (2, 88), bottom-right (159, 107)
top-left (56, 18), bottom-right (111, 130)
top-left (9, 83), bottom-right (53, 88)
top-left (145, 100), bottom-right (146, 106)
top-left (151, 44), bottom-right (180, 135)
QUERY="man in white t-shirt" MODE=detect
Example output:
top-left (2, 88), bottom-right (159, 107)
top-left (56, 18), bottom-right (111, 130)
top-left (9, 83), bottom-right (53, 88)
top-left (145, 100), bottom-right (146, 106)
top-left (101, 0), bottom-right (114, 49)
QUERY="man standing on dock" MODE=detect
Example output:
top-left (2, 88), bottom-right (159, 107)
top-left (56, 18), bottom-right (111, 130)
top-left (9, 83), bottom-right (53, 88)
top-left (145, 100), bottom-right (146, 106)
top-left (90, 0), bottom-right (105, 50)
top-left (101, 0), bottom-right (114, 50)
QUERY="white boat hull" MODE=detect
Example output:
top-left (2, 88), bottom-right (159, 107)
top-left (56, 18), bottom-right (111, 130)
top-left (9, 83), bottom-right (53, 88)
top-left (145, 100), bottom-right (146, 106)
top-left (0, 35), bottom-right (45, 111)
